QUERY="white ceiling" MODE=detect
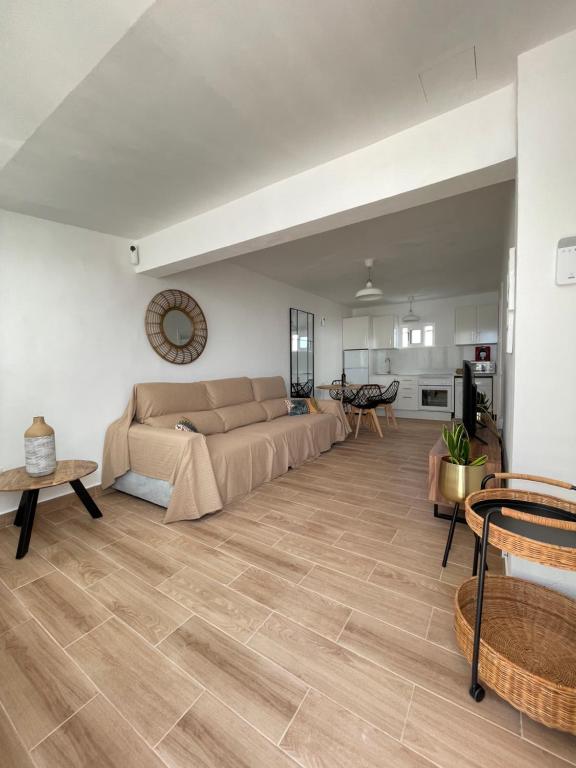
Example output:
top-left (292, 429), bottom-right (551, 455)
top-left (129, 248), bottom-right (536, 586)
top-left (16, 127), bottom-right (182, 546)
top-left (0, 0), bottom-right (155, 168)
top-left (0, 0), bottom-right (575, 237)
top-left (232, 180), bottom-right (515, 306)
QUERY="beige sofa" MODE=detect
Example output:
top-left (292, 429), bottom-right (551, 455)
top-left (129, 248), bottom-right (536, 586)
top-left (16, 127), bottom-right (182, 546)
top-left (102, 376), bottom-right (350, 522)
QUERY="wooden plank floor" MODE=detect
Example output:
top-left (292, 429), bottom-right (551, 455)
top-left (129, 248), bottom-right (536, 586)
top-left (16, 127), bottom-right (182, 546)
top-left (0, 419), bottom-right (575, 767)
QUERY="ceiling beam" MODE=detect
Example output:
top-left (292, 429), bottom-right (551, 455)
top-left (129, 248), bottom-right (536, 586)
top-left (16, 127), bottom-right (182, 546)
top-left (136, 85), bottom-right (516, 277)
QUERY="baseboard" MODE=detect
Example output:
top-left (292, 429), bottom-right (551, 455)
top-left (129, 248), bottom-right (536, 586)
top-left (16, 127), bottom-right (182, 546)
top-left (0, 483), bottom-right (113, 528)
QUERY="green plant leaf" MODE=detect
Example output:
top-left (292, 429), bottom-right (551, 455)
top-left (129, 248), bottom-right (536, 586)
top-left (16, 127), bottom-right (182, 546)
top-left (441, 422), bottom-right (474, 466)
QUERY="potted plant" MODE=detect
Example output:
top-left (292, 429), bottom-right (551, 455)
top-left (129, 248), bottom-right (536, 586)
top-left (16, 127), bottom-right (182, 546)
top-left (476, 391), bottom-right (492, 420)
top-left (439, 423), bottom-right (488, 504)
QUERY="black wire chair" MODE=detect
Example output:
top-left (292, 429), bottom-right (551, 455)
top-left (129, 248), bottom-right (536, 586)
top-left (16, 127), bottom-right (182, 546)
top-left (379, 380), bottom-right (400, 428)
top-left (291, 379), bottom-right (313, 398)
top-left (340, 386), bottom-right (357, 411)
top-left (328, 379), bottom-right (344, 401)
top-left (348, 384), bottom-right (383, 438)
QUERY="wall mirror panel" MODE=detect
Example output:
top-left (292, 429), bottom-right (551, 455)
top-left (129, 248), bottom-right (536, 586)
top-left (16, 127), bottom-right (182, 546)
top-left (290, 308), bottom-right (314, 397)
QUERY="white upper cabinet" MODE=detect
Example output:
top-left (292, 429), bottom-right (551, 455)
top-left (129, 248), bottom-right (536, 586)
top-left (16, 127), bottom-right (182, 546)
top-left (476, 304), bottom-right (499, 343)
top-left (343, 316), bottom-right (371, 349)
top-left (454, 304), bottom-right (498, 345)
top-left (371, 315), bottom-right (398, 349)
top-left (454, 305), bottom-right (478, 345)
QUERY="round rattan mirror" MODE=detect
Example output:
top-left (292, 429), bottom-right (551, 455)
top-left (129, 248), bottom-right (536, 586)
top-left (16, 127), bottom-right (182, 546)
top-left (145, 289), bottom-right (208, 364)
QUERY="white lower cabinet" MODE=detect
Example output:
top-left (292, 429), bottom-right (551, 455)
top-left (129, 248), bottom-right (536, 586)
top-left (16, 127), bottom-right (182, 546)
top-left (371, 375), bottom-right (418, 411)
top-left (397, 392), bottom-right (418, 409)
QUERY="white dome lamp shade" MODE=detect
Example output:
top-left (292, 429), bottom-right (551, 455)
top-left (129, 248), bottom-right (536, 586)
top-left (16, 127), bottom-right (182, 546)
top-left (402, 296), bottom-right (420, 322)
top-left (355, 258), bottom-right (383, 302)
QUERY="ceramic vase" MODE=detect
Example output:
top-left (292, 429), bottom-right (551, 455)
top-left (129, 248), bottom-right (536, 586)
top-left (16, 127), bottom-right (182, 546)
top-left (24, 417), bottom-right (56, 477)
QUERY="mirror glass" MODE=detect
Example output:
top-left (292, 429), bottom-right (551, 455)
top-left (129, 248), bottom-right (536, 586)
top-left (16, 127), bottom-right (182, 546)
top-left (162, 309), bottom-right (193, 346)
top-left (290, 308), bottom-right (314, 397)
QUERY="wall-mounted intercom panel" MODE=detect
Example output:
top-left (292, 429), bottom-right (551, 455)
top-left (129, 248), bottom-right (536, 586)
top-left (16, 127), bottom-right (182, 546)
top-left (556, 236), bottom-right (576, 285)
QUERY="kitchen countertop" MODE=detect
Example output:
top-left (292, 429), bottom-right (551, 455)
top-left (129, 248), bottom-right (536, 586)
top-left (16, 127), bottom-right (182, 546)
top-left (371, 371), bottom-right (456, 377)
top-left (373, 370), bottom-right (497, 377)
top-left (453, 372), bottom-right (495, 378)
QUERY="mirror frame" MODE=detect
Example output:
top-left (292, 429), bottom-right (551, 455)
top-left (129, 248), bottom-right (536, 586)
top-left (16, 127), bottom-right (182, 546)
top-left (145, 289), bottom-right (208, 364)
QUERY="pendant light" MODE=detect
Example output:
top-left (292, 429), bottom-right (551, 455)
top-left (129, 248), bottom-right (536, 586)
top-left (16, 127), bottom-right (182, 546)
top-left (402, 295), bottom-right (420, 322)
top-left (355, 258), bottom-right (383, 302)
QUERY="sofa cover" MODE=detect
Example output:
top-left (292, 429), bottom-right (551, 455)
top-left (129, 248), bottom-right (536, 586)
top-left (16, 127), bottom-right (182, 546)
top-left (102, 376), bottom-right (350, 522)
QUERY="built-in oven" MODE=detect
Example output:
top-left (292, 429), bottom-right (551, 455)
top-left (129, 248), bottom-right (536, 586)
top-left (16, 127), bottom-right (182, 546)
top-left (418, 378), bottom-right (454, 413)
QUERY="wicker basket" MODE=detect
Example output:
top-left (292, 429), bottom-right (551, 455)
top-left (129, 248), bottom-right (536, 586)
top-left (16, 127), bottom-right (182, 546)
top-left (455, 575), bottom-right (576, 733)
top-left (465, 485), bottom-right (576, 571)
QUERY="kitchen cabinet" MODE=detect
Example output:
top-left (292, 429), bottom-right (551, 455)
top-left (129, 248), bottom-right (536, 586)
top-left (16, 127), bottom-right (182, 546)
top-left (343, 316), bottom-right (371, 349)
top-left (454, 304), bottom-right (498, 345)
top-left (454, 306), bottom-right (478, 345)
top-left (476, 304), bottom-right (499, 343)
top-left (371, 315), bottom-right (398, 349)
top-left (396, 376), bottom-right (418, 410)
top-left (372, 375), bottom-right (417, 410)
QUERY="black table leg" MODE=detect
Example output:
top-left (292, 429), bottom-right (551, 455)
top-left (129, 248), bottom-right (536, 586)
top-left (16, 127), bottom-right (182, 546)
top-left (434, 502), bottom-right (467, 524)
top-left (442, 502), bottom-right (459, 568)
top-left (16, 490), bottom-right (39, 559)
top-left (70, 479), bottom-right (103, 519)
top-left (472, 534), bottom-right (480, 576)
top-left (14, 492), bottom-right (27, 527)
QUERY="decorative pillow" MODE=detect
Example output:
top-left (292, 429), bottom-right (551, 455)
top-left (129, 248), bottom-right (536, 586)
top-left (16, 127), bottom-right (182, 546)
top-left (147, 410), bottom-right (224, 434)
top-left (175, 417), bottom-right (199, 433)
top-left (285, 398), bottom-right (310, 416)
top-left (306, 397), bottom-right (320, 413)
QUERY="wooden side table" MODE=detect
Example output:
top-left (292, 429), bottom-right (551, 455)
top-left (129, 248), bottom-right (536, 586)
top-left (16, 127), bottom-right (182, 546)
top-left (0, 460), bottom-right (102, 559)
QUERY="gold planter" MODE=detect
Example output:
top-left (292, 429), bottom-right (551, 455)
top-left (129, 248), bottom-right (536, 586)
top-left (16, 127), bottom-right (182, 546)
top-left (439, 457), bottom-right (486, 504)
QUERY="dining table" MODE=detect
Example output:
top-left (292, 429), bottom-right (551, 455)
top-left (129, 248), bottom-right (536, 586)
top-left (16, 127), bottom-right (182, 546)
top-left (315, 383), bottom-right (362, 392)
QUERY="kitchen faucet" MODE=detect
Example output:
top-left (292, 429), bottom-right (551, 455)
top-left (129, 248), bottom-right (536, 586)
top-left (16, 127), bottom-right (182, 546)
top-left (385, 357), bottom-right (391, 375)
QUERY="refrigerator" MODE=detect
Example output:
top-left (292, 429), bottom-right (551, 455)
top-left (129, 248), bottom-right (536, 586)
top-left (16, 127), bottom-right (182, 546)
top-left (343, 349), bottom-right (369, 385)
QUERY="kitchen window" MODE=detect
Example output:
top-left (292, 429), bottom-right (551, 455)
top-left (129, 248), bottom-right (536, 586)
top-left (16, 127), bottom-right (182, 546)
top-left (401, 323), bottom-right (435, 348)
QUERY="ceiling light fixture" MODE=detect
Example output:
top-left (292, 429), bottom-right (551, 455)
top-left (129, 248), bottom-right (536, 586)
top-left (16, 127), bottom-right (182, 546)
top-left (402, 296), bottom-right (420, 323)
top-left (355, 258), bottom-right (383, 302)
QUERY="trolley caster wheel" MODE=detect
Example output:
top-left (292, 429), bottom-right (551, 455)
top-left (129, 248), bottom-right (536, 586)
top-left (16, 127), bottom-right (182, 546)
top-left (469, 684), bottom-right (485, 702)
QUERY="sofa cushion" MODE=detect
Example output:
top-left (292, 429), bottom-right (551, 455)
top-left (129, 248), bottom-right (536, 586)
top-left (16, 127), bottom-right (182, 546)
top-left (261, 398), bottom-right (289, 420)
top-left (135, 382), bottom-right (210, 421)
top-left (205, 377), bottom-right (254, 408)
top-left (215, 402), bottom-right (267, 432)
top-left (206, 428), bottom-right (273, 501)
top-left (297, 412), bottom-right (337, 452)
top-left (251, 376), bottom-right (287, 402)
top-left (240, 416), bottom-right (319, 469)
top-left (143, 410), bottom-right (225, 435)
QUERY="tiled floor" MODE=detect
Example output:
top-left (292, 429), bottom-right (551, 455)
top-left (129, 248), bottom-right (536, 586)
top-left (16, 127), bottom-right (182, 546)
top-left (0, 418), bottom-right (574, 767)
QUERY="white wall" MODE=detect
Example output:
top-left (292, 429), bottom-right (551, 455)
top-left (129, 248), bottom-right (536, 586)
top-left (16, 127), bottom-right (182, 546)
top-left (0, 210), bottom-right (344, 516)
top-left (512, 29), bottom-right (576, 493)
top-left (499, 247), bottom-right (516, 464)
